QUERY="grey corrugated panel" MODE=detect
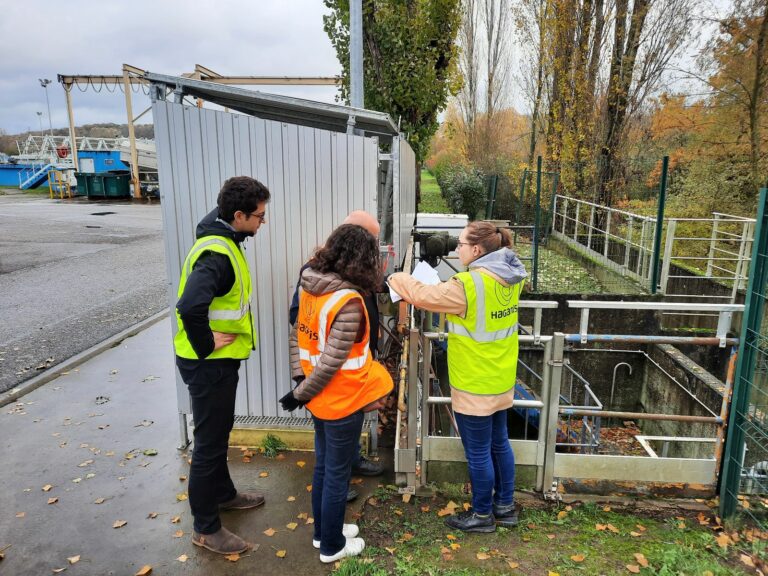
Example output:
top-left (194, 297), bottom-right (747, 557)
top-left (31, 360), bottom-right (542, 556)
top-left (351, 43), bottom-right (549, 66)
top-left (154, 99), bottom-right (411, 420)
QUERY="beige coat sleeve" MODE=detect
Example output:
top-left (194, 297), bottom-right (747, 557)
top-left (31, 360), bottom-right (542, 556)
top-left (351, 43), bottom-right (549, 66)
top-left (387, 272), bottom-right (467, 316)
top-left (291, 299), bottom-right (364, 403)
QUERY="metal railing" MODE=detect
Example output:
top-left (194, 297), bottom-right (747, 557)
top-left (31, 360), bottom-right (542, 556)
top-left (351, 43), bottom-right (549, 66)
top-left (395, 297), bottom-right (743, 495)
top-left (551, 195), bottom-right (756, 301)
top-left (552, 194), bottom-right (657, 288)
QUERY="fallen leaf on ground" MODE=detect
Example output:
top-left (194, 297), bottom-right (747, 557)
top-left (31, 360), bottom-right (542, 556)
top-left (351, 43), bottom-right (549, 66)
top-left (715, 533), bottom-right (731, 549)
top-left (52, 569), bottom-right (66, 574)
top-left (286, 522), bottom-right (298, 531)
top-left (287, 496), bottom-right (296, 502)
top-left (571, 554), bottom-right (584, 562)
top-left (546, 534), bottom-right (555, 539)
top-left (94, 498), bottom-right (105, 505)
top-left (297, 512), bottom-right (308, 520)
top-left (607, 524), bottom-right (620, 533)
top-left (630, 531), bottom-right (642, 537)
top-left (47, 498), bottom-right (58, 505)
top-left (463, 502), bottom-right (471, 511)
top-left (385, 547), bottom-right (396, 555)
top-left (394, 509), bottom-right (403, 516)
top-left (306, 484), bottom-right (312, 492)
top-left (176, 493), bottom-right (188, 502)
top-left (446, 534), bottom-right (457, 540)
top-left (305, 517), bottom-right (314, 524)
top-left (633, 553), bottom-right (648, 567)
top-left (450, 543), bottom-right (460, 551)
top-left (507, 560), bottom-right (519, 569)
top-left (85, 473), bottom-right (95, 480)
top-left (548, 572), bottom-right (560, 576)
top-left (67, 556), bottom-right (80, 565)
top-left (225, 553), bottom-right (240, 562)
top-left (603, 506), bottom-right (612, 512)
top-left (276, 550), bottom-right (286, 558)
top-left (740, 554), bottom-right (755, 567)
top-left (636, 524), bottom-right (646, 532)
top-left (177, 554), bottom-right (188, 563)
top-left (146, 512), bottom-right (158, 519)
top-left (142, 449), bottom-right (158, 457)
top-left (350, 477), bottom-right (363, 485)
top-left (421, 506), bottom-right (430, 513)
top-left (112, 520), bottom-right (127, 529)
top-left (263, 528), bottom-right (276, 537)
top-left (259, 472), bottom-right (269, 478)
top-left (297, 461), bottom-right (306, 468)
top-left (626, 565), bottom-right (640, 574)
top-left (179, 476), bottom-right (187, 482)
top-left (596, 523), bottom-right (606, 531)
top-left (173, 530), bottom-right (184, 538)
top-left (476, 552), bottom-right (490, 560)
top-left (171, 516), bottom-right (180, 523)
top-left (401, 533), bottom-right (414, 542)
top-left (42, 485), bottom-right (53, 492)
top-left (72, 478), bottom-right (81, 484)
top-left (15, 513), bottom-right (24, 518)
top-left (557, 510), bottom-right (568, 520)
top-left (402, 494), bottom-right (412, 503)
top-left (135, 566), bottom-right (151, 576)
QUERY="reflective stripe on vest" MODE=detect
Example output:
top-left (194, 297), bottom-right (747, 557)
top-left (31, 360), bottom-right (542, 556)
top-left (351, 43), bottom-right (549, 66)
top-left (446, 273), bottom-right (519, 341)
top-left (299, 348), bottom-right (369, 371)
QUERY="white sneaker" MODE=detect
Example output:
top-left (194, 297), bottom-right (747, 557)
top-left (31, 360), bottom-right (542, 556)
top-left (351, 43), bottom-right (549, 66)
top-left (319, 537), bottom-right (365, 563)
top-left (313, 524), bottom-right (360, 548)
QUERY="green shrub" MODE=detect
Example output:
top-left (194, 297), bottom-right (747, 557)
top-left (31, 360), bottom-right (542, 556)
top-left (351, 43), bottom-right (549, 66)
top-left (260, 433), bottom-right (287, 458)
top-left (439, 164), bottom-right (486, 220)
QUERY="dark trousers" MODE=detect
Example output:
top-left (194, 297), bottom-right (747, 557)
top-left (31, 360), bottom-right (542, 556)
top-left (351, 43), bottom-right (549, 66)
top-left (454, 409), bottom-right (516, 515)
top-left (312, 411), bottom-right (364, 556)
top-left (177, 358), bottom-right (241, 534)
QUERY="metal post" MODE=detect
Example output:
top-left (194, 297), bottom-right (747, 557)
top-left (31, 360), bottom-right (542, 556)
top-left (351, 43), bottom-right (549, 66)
top-left (486, 175), bottom-right (498, 219)
top-left (39, 78), bottom-right (54, 136)
top-left (623, 216), bottom-right (633, 271)
top-left (561, 197), bottom-right (568, 234)
top-left (64, 84), bottom-right (79, 172)
top-left (350, 0), bottom-right (364, 109)
top-left (419, 331), bottom-right (431, 488)
top-left (548, 172), bottom-right (559, 234)
top-left (534, 156), bottom-right (542, 291)
top-left (517, 168), bottom-right (528, 224)
top-left (587, 205), bottom-right (595, 250)
top-left (733, 221), bottom-right (753, 298)
top-left (604, 208), bottom-right (612, 258)
top-left (123, 66), bottom-right (141, 199)
top-left (407, 327), bottom-right (420, 488)
top-left (574, 202), bottom-right (580, 241)
top-left (650, 156), bottom-right (669, 293)
top-left (541, 333), bottom-right (564, 491)
top-left (637, 219), bottom-right (647, 275)
top-left (721, 187), bottom-right (768, 518)
top-left (660, 219), bottom-right (676, 295)
top-left (707, 214), bottom-right (720, 278)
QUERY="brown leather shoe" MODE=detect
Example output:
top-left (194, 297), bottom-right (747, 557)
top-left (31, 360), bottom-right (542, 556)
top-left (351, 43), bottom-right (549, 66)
top-left (192, 527), bottom-right (249, 555)
top-left (219, 491), bottom-right (265, 510)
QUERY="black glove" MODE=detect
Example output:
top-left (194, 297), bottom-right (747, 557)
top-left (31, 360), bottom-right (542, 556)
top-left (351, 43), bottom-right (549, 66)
top-left (280, 383), bottom-right (307, 412)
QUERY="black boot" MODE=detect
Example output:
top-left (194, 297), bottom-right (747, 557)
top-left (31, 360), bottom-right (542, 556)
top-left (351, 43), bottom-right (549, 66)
top-left (444, 510), bottom-right (496, 533)
top-left (493, 502), bottom-right (521, 527)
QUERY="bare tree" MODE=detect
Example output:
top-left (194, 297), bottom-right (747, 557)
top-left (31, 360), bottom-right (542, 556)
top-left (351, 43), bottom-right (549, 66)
top-left (458, 0), bottom-right (480, 138)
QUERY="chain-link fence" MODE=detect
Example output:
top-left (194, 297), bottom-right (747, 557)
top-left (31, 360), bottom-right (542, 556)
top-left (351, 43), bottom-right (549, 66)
top-left (721, 188), bottom-right (768, 527)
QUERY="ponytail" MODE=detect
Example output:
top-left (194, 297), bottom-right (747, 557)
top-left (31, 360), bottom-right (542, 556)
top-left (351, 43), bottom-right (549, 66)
top-left (465, 221), bottom-right (513, 254)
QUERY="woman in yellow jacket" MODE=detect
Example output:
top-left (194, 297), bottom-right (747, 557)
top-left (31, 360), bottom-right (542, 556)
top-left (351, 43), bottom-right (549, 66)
top-left (388, 221), bottom-right (526, 533)
top-left (281, 224), bottom-right (393, 562)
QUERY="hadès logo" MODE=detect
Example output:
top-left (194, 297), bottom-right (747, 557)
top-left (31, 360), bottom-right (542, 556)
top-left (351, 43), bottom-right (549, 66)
top-left (494, 283), bottom-right (515, 307)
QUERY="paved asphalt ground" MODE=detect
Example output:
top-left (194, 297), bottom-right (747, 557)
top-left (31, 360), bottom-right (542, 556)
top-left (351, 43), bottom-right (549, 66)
top-left (0, 192), bottom-right (168, 394)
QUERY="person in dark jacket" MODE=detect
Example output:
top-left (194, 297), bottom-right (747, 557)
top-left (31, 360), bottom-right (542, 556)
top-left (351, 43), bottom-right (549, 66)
top-left (175, 176), bottom-right (270, 555)
top-left (288, 211), bottom-right (384, 490)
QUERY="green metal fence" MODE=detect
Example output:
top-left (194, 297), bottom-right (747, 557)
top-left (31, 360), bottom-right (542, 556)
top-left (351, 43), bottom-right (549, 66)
top-left (720, 187), bottom-right (768, 525)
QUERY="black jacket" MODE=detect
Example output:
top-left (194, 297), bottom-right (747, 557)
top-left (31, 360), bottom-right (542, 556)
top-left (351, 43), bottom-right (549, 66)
top-left (176, 209), bottom-right (251, 360)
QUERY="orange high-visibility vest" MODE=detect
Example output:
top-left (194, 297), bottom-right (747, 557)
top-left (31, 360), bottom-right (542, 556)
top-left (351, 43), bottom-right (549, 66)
top-left (297, 288), bottom-right (392, 420)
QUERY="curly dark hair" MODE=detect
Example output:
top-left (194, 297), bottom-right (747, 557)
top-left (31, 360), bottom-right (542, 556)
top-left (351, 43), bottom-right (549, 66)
top-left (217, 176), bottom-right (271, 222)
top-left (308, 224), bottom-right (381, 293)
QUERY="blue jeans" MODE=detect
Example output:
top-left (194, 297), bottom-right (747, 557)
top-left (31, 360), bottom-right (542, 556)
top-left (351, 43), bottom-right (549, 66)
top-left (312, 411), bottom-right (364, 555)
top-left (454, 409), bottom-right (516, 515)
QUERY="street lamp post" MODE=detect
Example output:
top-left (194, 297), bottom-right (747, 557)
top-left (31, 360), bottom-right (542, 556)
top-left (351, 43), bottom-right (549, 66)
top-left (36, 112), bottom-right (43, 137)
top-left (39, 78), bottom-right (53, 137)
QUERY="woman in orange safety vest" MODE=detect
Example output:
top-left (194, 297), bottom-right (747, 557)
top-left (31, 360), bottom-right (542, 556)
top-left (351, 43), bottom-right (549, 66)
top-left (280, 224), bottom-right (393, 563)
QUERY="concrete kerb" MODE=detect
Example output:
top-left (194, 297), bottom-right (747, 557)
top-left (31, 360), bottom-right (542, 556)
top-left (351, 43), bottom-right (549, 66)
top-left (0, 308), bottom-right (170, 408)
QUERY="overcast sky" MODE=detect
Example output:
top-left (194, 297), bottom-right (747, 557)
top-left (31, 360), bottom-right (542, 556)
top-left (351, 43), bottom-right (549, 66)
top-left (0, 1), bottom-right (342, 135)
